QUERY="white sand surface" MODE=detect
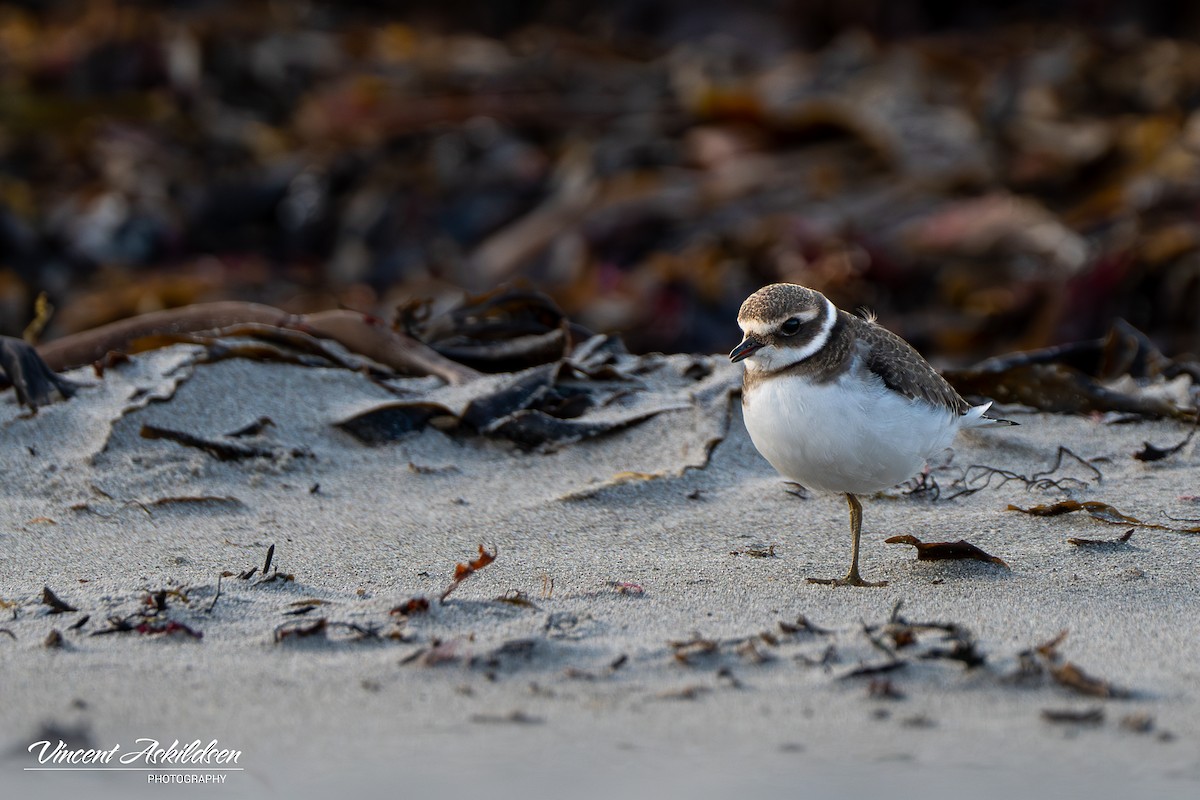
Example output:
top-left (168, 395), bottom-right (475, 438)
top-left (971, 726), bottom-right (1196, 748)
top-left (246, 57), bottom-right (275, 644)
top-left (2, 346), bottom-right (1198, 798)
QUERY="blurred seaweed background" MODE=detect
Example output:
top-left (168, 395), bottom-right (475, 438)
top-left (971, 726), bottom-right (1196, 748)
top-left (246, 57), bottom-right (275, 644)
top-left (2, 0), bottom-right (1200, 361)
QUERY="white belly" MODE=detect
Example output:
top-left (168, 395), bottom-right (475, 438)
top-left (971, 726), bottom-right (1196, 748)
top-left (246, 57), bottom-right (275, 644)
top-left (742, 372), bottom-right (962, 495)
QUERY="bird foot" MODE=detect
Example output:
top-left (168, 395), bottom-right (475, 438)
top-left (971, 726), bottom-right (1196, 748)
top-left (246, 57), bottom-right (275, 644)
top-left (807, 574), bottom-right (888, 588)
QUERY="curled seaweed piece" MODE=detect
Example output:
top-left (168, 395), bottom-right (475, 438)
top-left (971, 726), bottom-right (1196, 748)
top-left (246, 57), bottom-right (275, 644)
top-left (335, 357), bottom-right (694, 449)
top-left (1008, 500), bottom-right (1200, 533)
top-left (1067, 529), bottom-right (1134, 548)
top-left (0, 336), bottom-right (80, 411)
top-left (399, 287), bottom-right (587, 373)
top-left (42, 586), bottom-right (78, 614)
top-left (884, 535), bottom-right (1009, 568)
top-left (1133, 431), bottom-right (1194, 462)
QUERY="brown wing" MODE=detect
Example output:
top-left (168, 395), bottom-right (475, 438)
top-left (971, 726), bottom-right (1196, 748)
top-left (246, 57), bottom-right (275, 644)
top-left (850, 315), bottom-right (971, 415)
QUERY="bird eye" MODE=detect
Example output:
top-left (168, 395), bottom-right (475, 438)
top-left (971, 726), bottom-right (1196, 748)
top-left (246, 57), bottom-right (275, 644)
top-left (780, 318), bottom-right (802, 336)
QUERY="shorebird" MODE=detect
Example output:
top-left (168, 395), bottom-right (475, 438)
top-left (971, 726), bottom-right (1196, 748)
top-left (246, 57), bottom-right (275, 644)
top-left (730, 283), bottom-right (1012, 586)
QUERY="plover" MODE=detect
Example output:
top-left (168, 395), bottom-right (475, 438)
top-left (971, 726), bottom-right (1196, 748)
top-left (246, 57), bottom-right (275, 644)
top-left (730, 283), bottom-right (1012, 587)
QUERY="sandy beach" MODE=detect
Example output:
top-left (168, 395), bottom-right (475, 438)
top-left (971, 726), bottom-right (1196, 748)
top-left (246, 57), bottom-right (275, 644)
top-left (2, 344), bottom-right (1198, 798)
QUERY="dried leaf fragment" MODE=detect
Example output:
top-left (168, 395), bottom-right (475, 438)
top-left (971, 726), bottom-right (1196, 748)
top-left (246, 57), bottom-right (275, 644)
top-left (884, 535), bottom-right (1009, 567)
top-left (390, 597), bottom-right (431, 616)
top-left (439, 545), bottom-right (497, 602)
top-left (1020, 630), bottom-right (1128, 698)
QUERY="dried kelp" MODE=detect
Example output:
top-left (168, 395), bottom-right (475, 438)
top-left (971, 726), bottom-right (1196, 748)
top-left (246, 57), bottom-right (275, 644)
top-left (273, 619), bottom-right (388, 644)
top-left (336, 350), bottom-right (730, 450)
top-left (225, 416), bottom-right (275, 438)
top-left (944, 321), bottom-right (1198, 420)
top-left (0, 336), bottom-right (80, 411)
top-left (274, 618), bottom-right (329, 642)
top-left (399, 288), bottom-right (584, 373)
top-left (390, 597), bottom-right (431, 617)
top-left (225, 544), bottom-right (294, 584)
top-left (778, 615), bottom-right (831, 637)
top-left (92, 616), bottom-right (203, 639)
top-left (916, 446), bottom-right (1102, 502)
top-left (843, 604), bottom-right (987, 680)
top-left (884, 535), bottom-right (1009, 568)
top-left (1009, 500), bottom-right (1200, 533)
top-left (1067, 529), bottom-right (1135, 548)
top-left (9, 13), bottom-right (1200, 371)
top-left (1041, 708), bottom-right (1105, 725)
top-left (840, 661), bottom-right (906, 680)
top-left (140, 423), bottom-right (310, 462)
top-left (1133, 431), bottom-right (1194, 462)
top-left (42, 586), bottom-right (78, 614)
top-left (670, 637), bottom-right (720, 665)
top-left (1014, 631), bottom-right (1129, 698)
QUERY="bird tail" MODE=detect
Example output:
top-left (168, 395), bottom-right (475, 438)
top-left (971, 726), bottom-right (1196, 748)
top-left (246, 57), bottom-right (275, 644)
top-left (963, 401), bottom-right (1018, 428)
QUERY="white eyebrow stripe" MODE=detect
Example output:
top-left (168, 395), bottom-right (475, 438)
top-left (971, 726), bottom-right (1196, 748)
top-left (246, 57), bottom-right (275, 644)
top-left (739, 320), bottom-right (773, 337)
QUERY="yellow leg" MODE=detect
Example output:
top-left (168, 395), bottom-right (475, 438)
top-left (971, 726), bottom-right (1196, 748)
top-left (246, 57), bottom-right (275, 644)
top-left (807, 493), bottom-right (887, 588)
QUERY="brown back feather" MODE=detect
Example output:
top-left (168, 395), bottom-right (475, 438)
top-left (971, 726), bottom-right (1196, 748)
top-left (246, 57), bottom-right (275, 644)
top-left (848, 315), bottom-right (970, 415)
